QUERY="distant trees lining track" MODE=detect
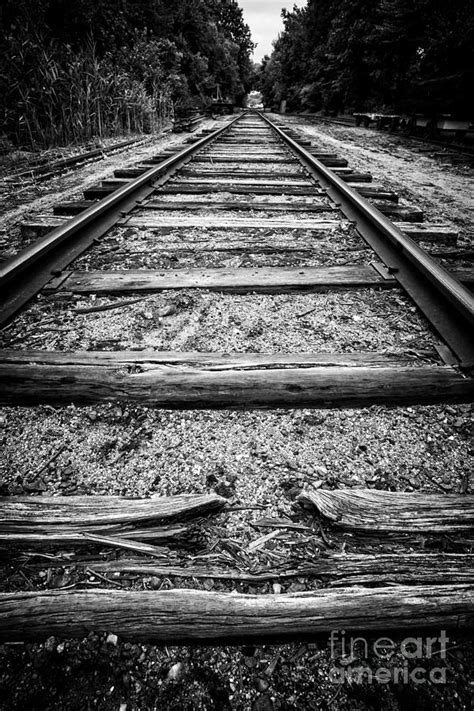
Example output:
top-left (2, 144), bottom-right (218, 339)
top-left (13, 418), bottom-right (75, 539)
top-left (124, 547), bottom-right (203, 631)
top-left (257, 0), bottom-right (474, 117)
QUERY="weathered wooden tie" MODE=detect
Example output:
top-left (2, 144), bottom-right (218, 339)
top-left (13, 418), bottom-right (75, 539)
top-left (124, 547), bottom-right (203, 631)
top-left (0, 586), bottom-right (472, 643)
top-left (44, 265), bottom-right (473, 293)
top-left (143, 199), bottom-right (332, 213)
top-left (22, 217), bottom-right (456, 244)
top-left (1, 360), bottom-right (472, 408)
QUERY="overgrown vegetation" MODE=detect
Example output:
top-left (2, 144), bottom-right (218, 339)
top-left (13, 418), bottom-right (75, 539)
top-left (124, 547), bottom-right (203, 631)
top-left (258, 0), bottom-right (474, 117)
top-left (0, 0), bottom-right (253, 148)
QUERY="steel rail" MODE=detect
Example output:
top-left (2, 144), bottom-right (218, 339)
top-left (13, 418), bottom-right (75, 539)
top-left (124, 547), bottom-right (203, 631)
top-left (0, 115), bottom-right (241, 286)
top-left (0, 114), bottom-right (242, 325)
top-left (259, 112), bottom-right (474, 367)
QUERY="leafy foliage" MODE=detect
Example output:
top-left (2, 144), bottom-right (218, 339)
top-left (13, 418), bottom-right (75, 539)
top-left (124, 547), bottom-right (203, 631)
top-left (0, 0), bottom-right (254, 147)
top-left (257, 0), bottom-right (474, 116)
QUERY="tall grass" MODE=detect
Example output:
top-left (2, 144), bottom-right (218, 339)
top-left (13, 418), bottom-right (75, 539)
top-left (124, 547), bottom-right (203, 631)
top-left (3, 35), bottom-right (174, 149)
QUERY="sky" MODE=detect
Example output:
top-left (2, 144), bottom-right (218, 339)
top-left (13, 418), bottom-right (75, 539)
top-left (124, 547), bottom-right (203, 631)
top-left (239, 0), bottom-right (308, 63)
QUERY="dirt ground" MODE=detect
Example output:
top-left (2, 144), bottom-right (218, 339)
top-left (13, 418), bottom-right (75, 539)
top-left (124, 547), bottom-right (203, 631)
top-left (0, 119), bottom-right (225, 258)
top-left (279, 115), bottom-right (474, 237)
top-left (0, 116), bottom-right (473, 710)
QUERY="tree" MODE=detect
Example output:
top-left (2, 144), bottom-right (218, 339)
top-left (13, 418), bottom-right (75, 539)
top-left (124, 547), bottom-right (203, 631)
top-left (258, 0), bottom-right (474, 116)
top-left (0, 0), bottom-right (254, 146)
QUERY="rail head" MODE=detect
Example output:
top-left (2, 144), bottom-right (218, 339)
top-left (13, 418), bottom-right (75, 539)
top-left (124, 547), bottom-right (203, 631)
top-left (259, 112), bottom-right (474, 367)
top-left (0, 114), bottom-right (242, 288)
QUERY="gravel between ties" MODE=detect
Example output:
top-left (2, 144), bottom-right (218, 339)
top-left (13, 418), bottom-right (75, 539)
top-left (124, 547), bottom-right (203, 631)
top-left (0, 116), bottom-right (473, 711)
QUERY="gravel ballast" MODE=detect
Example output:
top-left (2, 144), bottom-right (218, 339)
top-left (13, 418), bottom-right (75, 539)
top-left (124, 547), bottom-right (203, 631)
top-left (0, 115), bottom-right (473, 710)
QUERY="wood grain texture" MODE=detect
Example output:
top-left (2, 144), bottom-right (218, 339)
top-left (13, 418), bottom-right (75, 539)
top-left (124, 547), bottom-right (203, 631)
top-left (0, 586), bottom-right (472, 642)
top-left (172, 177), bottom-right (310, 186)
top-left (93, 553), bottom-right (474, 586)
top-left (144, 199), bottom-right (331, 212)
top-left (28, 214), bottom-right (339, 231)
top-left (1, 364), bottom-right (472, 408)
top-left (0, 350), bottom-right (435, 368)
top-left (0, 493), bottom-right (225, 526)
top-left (47, 265), bottom-right (473, 294)
top-left (0, 524), bottom-right (187, 547)
top-left (179, 170), bottom-right (306, 179)
top-left (123, 217), bottom-right (342, 234)
top-left (160, 184), bottom-right (321, 196)
top-left (187, 156), bottom-right (294, 163)
top-left (20, 218), bottom-right (458, 246)
top-left (48, 265), bottom-right (392, 293)
top-left (298, 488), bottom-right (474, 532)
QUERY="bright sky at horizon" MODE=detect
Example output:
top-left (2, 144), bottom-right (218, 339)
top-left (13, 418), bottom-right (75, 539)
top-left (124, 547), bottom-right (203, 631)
top-left (239, 0), bottom-right (308, 63)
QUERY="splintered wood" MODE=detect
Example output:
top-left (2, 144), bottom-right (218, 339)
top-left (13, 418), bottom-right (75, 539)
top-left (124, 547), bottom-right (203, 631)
top-left (0, 493), bottom-right (226, 546)
top-left (91, 553), bottom-right (474, 586)
top-left (298, 488), bottom-right (474, 532)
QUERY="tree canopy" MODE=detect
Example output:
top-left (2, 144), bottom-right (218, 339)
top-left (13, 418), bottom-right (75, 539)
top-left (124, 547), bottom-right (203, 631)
top-left (257, 0), bottom-right (474, 116)
top-left (0, 0), bottom-right (254, 146)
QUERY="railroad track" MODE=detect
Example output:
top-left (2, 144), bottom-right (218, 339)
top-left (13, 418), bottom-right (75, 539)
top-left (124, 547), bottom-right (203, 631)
top-left (0, 111), bottom-right (473, 647)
